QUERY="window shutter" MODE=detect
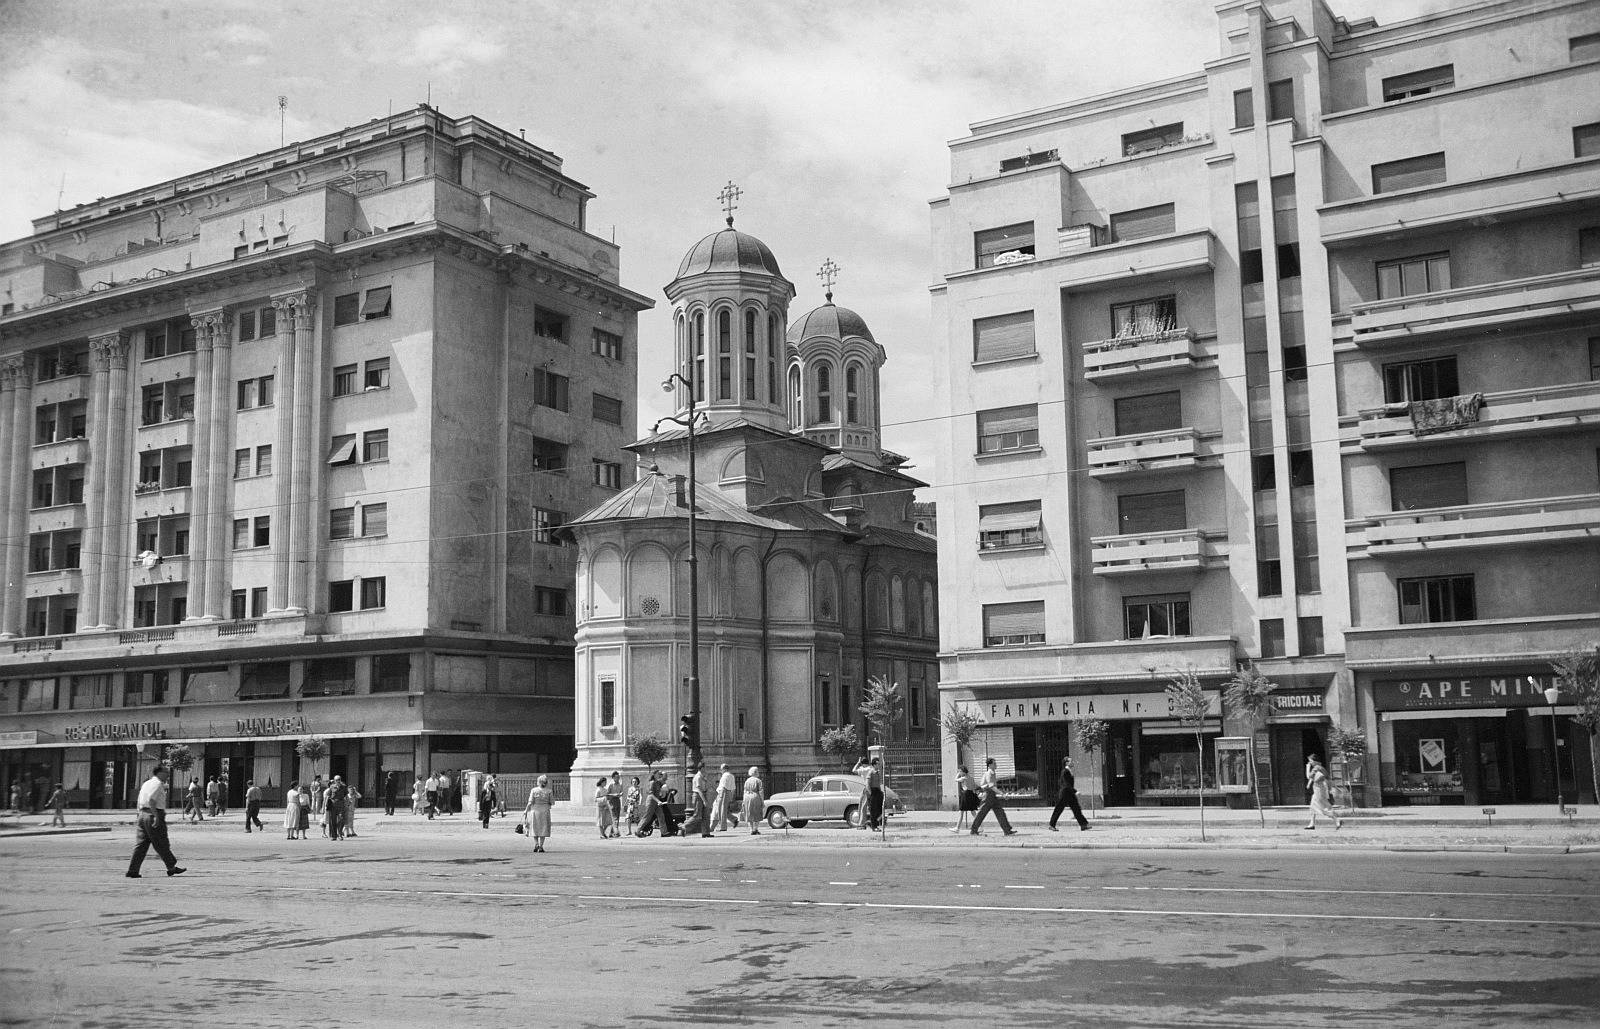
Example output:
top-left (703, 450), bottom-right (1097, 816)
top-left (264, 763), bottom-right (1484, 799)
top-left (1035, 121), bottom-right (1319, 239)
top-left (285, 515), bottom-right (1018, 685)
top-left (1109, 204), bottom-right (1176, 243)
top-left (973, 312), bottom-right (1036, 362)
top-left (974, 223), bottom-right (1035, 267)
top-left (984, 601), bottom-right (1044, 636)
top-left (1114, 391), bottom-right (1183, 436)
top-left (977, 405), bottom-right (1038, 438)
top-left (978, 501), bottom-right (1042, 534)
top-left (1390, 463), bottom-right (1468, 511)
top-left (1372, 153), bottom-right (1446, 193)
top-left (360, 286), bottom-right (392, 318)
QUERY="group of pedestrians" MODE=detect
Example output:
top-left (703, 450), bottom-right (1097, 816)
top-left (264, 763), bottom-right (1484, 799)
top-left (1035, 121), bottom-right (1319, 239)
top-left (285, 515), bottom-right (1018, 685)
top-left (951, 756), bottom-right (1090, 836)
top-left (279, 775), bottom-right (361, 840)
top-left (412, 770), bottom-right (461, 819)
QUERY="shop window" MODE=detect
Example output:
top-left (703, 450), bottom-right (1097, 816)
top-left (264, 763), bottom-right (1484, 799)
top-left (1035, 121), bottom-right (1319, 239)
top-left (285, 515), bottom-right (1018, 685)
top-left (1124, 594), bottom-right (1190, 639)
top-left (982, 601), bottom-right (1045, 647)
top-left (1383, 356), bottom-right (1458, 404)
top-left (1399, 574), bottom-right (1476, 624)
top-left (1390, 462), bottom-right (1468, 511)
top-left (973, 311), bottom-right (1036, 363)
top-left (1382, 65), bottom-right (1454, 102)
top-left (974, 222), bottom-right (1035, 269)
top-left (1139, 725), bottom-right (1217, 796)
top-left (1117, 489), bottom-right (1186, 535)
top-left (1372, 153), bottom-right (1446, 194)
top-left (1114, 390), bottom-right (1182, 437)
top-left (978, 500), bottom-right (1042, 550)
top-left (1390, 719), bottom-right (1463, 797)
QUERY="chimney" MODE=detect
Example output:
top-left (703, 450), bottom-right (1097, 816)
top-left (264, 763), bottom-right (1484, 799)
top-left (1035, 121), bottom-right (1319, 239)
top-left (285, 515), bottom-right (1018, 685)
top-left (670, 474), bottom-right (688, 509)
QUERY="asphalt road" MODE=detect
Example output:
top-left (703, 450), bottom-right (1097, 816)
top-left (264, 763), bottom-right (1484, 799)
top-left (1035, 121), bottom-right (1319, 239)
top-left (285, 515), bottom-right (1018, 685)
top-left (3, 821), bottom-right (1598, 1027)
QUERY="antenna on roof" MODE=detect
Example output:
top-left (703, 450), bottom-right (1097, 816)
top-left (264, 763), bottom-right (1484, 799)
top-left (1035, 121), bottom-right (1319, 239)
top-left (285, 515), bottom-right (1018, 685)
top-left (278, 96), bottom-right (287, 147)
top-left (56, 173), bottom-right (66, 212)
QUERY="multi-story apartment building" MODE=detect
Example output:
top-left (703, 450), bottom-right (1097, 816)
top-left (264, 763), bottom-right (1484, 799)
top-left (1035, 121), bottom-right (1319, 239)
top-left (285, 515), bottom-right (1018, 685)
top-left (0, 106), bottom-right (652, 811)
top-left (933, 0), bottom-right (1600, 810)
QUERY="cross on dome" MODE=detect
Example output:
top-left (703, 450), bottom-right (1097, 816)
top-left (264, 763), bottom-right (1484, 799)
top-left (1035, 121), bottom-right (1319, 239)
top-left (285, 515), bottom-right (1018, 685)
top-left (817, 257), bottom-right (840, 303)
top-left (718, 180), bottom-right (742, 227)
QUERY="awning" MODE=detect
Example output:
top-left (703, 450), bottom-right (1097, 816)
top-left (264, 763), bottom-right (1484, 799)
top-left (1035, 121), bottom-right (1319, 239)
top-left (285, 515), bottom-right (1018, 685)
top-left (978, 505), bottom-right (1041, 534)
top-left (327, 436), bottom-right (357, 465)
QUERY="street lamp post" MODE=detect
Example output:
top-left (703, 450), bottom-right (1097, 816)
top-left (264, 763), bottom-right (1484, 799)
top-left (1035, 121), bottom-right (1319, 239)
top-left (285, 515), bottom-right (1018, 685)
top-left (1541, 679), bottom-right (1564, 811)
top-left (657, 372), bottom-right (702, 771)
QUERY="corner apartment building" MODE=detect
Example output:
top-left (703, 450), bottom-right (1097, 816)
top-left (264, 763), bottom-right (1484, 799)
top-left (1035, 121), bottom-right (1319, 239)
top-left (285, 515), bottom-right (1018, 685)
top-left (933, 0), bottom-right (1600, 809)
top-left (0, 106), bottom-right (652, 811)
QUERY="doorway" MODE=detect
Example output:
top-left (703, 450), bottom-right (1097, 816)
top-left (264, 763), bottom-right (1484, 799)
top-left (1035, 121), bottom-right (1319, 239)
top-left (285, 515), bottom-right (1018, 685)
top-left (1103, 722), bottom-right (1136, 806)
top-left (1270, 724), bottom-right (1325, 805)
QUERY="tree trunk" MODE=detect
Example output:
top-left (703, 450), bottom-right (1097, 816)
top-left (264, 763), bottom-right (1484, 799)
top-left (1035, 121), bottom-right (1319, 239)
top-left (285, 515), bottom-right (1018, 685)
top-left (1589, 731), bottom-right (1599, 809)
top-left (1250, 735), bottom-right (1265, 828)
top-left (1195, 729), bottom-right (1207, 842)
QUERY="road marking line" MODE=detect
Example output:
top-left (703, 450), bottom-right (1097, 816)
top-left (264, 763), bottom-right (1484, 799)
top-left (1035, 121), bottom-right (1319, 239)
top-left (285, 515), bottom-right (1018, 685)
top-left (660, 877), bottom-right (689, 882)
top-left (738, 879), bottom-right (759, 884)
top-left (696, 878), bottom-right (721, 883)
top-left (1003, 885), bottom-right (1044, 890)
top-left (582, 894), bottom-right (759, 906)
top-left (829, 881), bottom-right (858, 886)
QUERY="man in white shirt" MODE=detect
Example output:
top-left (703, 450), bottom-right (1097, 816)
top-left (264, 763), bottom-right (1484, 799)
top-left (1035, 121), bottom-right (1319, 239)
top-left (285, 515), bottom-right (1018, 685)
top-left (126, 766), bottom-right (185, 878)
top-left (970, 756), bottom-right (1017, 836)
top-left (424, 772), bottom-right (439, 819)
top-left (712, 763), bottom-right (738, 832)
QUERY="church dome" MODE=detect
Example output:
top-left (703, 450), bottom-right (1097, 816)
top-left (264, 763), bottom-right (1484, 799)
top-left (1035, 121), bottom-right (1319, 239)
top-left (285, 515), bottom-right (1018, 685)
top-left (787, 300), bottom-right (877, 345)
top-left (675, 227), bottom-right (785, 279)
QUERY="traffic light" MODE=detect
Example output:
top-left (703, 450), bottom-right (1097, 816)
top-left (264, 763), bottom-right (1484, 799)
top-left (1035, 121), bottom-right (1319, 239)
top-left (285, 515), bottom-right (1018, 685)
top-left (679, 714), bottom-right (696, 747)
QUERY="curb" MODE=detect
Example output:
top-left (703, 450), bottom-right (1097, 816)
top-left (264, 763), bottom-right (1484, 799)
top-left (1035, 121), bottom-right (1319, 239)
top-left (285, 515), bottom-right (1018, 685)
top-left (0, 826), bottom-right (114, 839)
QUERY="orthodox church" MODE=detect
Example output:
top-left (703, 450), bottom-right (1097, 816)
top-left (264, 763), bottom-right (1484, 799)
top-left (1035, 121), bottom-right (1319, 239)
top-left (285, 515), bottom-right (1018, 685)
top-left (564, 199), bottom-right (940, 786)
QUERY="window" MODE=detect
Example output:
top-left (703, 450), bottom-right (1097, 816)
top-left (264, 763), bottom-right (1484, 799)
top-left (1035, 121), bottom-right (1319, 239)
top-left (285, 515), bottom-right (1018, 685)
top-left (1399, 574), bottom-right (1476, 624)
top-left (234, 448), bottom-right (251, 479)
top-left (237, 376), bottom-right (273, 409)
top-left (1591, 338), bottom-right (1600, 380)
top-left (253, 516), bottom-right (271, 548)
top-left (1110, 296), bottom-right (1177, 338)
top-left (362, 429), bottom-right (388, 463)
top-left (1124, 594), bottom-right (1190, 638)
top-left (531, 437), bottom-right (568, 473)
top-left (1390, 462), bottom-right (1468, 510)
top-left (1114, 391), bottom-right (1182, 436)
top-left (1122, 122), bottom-right (1184, 157)
top-left (1260, 618), bottom-right (1286, 658)
top-left (329, 507), bottom-right (355, 540)
top-left (360, 577), bottom-right (386, 609)
top-left (974, 222), bottom-right (1035, 268)
top-left (592, 459), bottom-right (623, 490)
top-left (983, 601), bottom-right (1045, 647)
top-left (360, 286), bottom-right (392, 320)
top-left (845, 365), bottom-right (860, 423)
top-left (1383, 356), bottom-right (1459, 404)
top-left (1108, 203), bottom-right (1176, 243)
top-left (372, 653), bottom-right (410, 693)
top-left (1299, 616), bottom-right (1324, 655)
top-left (1233, 88), bottom-right (1254, 129)
top-left (1382, 65), bottom-right (1454, 102)
top-left (744, 311), bottom-right (757, 401)
top-left (978, 500), bottom-right (1042, 550)
top-left (333, 293), bottom-right (359, 326)
top-left (31, 471), bottom-right (53, 509)
top-left (717, 309), bottom-right (733, 400)
top-left (592, 393), bottom-right (624, 426)
top-left (533, 307), bottom-right (568, 342)
top-left (232, 518), bottom-right (250, 550)
top-left (536, 587), bottom-right (568, 617)
top-left (1258, 560), bottom-right (1283, 597)
top-left (141, 385), bottom-right (165, 426)
top-left (534, 368), bottom-right (570, 411)
top-left (1267, 79), bottom-right (1294, 121)
top-left (251, 587), bottom-right (268, 618)
top-left (364, 357), bottom-right (390, 390)
top-left (1118, 490), bottom-right (1186, 534)
top-left (1377, 252), bottom-right (1451, 299)
top-left (236, 305), bottom-right (276, 341)
top-left (815, 364), bottom-right (832, 423)
top-left (1288, 449), bottom-right (1314, 488)
top-left (1372, 153), bottom-right (1446, 193)
top-left (1283, 345), bottom-right (1308, 382)
top-left (1581, 227), bottom-right (1600, 267)
top-left (140, 320), bottom-right (195, 360)
top-left (1241, 248), bottom-right (1265, 285)
top-left (534, 507), bottom-right (565, 545)
top-left (362, 503), bottom-right (387, 537)
top-left (125, 671), bottom-right (168, 707)
top-left (1574, 32), bottom-right (1600, 62)
top-left (1277, 242), bottom-right (1301, 279)
top-left (976, 404), bottom-right (1039, 454)
top-left (332, 364), bottom-right (358, 397)
top-left (231, 590), bottom-right (247, 621)
top-left (255, 445), bottom-right (272, 476)
top-left (592, 328), bottom-right (623, 360)
top-left (999, 149), bottom-right (1058, 172)
top-left (598, 677), bottom-right (616, 727)
top-left (329, 580), bottom-right (354, 612)
top-left (328, 434), bottom-right (357, 465)
top-left (1575, 123), bottom-right (1600, 158)
top-left (1252, 453), bottom-right (1277, 492)
top-left (973, 311), bottom-right (1036, 363)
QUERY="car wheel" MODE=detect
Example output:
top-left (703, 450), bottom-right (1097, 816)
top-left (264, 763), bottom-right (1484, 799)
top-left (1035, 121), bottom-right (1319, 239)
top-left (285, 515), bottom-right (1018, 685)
top-left (844, 804), bottom-right (861, 827)
top-left (766, 808), bottom-right (788, 829)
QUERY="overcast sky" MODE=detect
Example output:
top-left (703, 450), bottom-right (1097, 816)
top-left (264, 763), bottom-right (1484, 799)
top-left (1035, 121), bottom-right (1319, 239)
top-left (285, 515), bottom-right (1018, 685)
top-left (0, 0), bottom-right (1450, 488)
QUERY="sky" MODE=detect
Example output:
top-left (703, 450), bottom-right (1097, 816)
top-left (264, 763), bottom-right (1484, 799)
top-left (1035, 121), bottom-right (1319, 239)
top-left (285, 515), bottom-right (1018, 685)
top-left (0, 0), bottom-right (1452, 487)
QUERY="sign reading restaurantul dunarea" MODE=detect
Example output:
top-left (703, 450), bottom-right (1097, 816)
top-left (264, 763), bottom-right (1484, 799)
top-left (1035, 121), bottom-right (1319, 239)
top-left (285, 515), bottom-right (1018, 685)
top-left (1374, 673), bottom-right (1557, 711)
top-left (956, 690), bottom-right (1221, 725)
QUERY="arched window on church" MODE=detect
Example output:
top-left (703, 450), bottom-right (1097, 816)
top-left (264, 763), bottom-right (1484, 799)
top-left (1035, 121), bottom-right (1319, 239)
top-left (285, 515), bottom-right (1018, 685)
top-left (845, 363), bottom-right (861, 424)
top-left (788, 365), bottom-right (803, 425)
top-left (768, 314), bottom-right (781, 404)
top-left (743, 309), bottom-right (757, 403)
top-left (675, 314), bottom-right (686, 402)
top-left (815, 363), bottom-right (833, 423)
top-left (717, 309), bottom-right (733, 401)
top-left (693, 312), bottom-right (706, 403)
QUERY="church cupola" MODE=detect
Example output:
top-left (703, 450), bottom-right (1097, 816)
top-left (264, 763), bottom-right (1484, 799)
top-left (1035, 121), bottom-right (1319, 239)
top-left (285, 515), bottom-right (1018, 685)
top-left (663, 181), bottom-right (795, 432)
top-left (786, 258), bottom-right (887, 462)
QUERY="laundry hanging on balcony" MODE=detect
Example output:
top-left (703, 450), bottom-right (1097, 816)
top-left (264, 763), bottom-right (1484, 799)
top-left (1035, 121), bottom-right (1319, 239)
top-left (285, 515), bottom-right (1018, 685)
top-left (1409, 392), bottom-right (1483, 435)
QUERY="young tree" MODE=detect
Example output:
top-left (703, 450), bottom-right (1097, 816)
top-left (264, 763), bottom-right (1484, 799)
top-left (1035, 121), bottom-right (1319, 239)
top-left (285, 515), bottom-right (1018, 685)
top-left (295, 735), bottom-right (328, 784)
top-left (1551, 643), bottom-right (1600, 806)
top-left (1223, 662), bottom-right (1278, 827)
top-left (627, 733), bottom-right (668, 772)
top-left (819, 725), bottom-right (860, 771)
top-left (942, 705), bottom-right (979, 763)
top-left (1327, 726), bottom-right (1368, 812)
top-left (861, 676), bottom-right (905, 745)
top-left (1165, 666), bottom-right (1212, 842)
top-left (1073, 718), bottom-right (1110, 819)
top-left (162, 743), bottom-right (195, 777)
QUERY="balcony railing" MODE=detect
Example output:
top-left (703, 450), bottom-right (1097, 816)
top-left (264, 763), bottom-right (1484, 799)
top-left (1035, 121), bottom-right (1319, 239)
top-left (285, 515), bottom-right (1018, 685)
top-left (1347, 493), bottom-right (1600, 558)
top-left (119, 628), bottom-right (178, 644)
top-left (1082, 326), bottom-right (1199, 380)
top-left (1090, 528), bottom-right (1226, 576)
top-left (1353, 381), bottom-right (1600, 449)
top-left (1057, 229), bottom-right (1216, 290)
top-left (1345, 613), bottom-right (1600, 670)
top-left (1086, 427), bottom-right (1206, 477)
top-left (1349, 265), bottom-right (1600, 346)
top-left (943, 635), bottom-right (1237, 687)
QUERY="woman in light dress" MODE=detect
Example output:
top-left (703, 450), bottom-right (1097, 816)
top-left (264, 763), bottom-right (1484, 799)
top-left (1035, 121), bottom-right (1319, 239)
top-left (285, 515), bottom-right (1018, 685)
top-left (1305, 756), bottom-right (1340, 830)
top-left (624, 776), bottom-right (642, 835)
top-left (284, 781), bottom-right (303, 840)
top-left (521, 774), bottom-right (553, 852)
top-left (593, 778), bottom-right (615, 839)
top-left (411, 776), bottom-right (424, 816)
top-left (741, 767), bottom-right (764, 835)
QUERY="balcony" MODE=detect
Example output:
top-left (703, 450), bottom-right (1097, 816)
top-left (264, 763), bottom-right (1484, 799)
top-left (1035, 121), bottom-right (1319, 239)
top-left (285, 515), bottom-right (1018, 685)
top-left (1057, 229), bottom-right (1215, 291)
top-left (1091, 528), bottom-right (1226, 576)
top-left (1347, 494), bottom-right (1600, 558)
top-left (31, 438), bottom-right (90, 469)
top-left (1352, 381), bottom-right (1600, 450)
top-left (1349, 266), bottom-right (1600, 346)
top-left (1087, 427), bottom-right (1214, 478)
top-left (941, 635), bottom-right (1237, 688)
top-left (1344, 613), bottom-right (1600, 670)
top-left (6, 613), bottom-right (326, 662)
top-left (1082, 326), bottom-right (1200, 381)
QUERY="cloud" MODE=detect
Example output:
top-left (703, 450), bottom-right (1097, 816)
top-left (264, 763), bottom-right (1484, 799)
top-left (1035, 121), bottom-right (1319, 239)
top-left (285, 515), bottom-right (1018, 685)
top-left (405, 23), bottom-right (507, 73)
top-left (215, 23), bottom-right (271, 47)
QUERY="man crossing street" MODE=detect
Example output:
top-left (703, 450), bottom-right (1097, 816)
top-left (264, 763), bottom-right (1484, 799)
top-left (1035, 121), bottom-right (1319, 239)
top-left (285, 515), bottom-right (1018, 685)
top-left (126, 766), bottom-right (185, 879)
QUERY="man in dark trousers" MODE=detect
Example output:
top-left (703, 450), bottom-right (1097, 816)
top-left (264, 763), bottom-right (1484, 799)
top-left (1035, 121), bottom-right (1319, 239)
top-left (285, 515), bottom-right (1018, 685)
top-left (126, 766), bottom-right (185, 878)
top-left (325, 776), bottom-right (348, 841)
top-left (243, 779), bottom-right (265, 832)
top-left (383, 771), bottom-right (398, 816)
top-left (1048, 756), bottom-right (1091, 832)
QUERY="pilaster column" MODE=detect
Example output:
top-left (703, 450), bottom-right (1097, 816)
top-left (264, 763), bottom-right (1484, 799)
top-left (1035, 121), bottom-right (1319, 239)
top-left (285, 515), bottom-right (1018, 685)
top-left (0, 359), bottom-right (35, 637)
top-left (184, 310), bottom-right (221, 621)
top-left (204, 318), bottom-right (234, 619)
top-left (96, 335), bottom-right (133, 627)
top-left (268, 292), bottom-right (302, 613)
top-left (282, 291), bottom-right (317, 615)
top-left (77, 335), bottom-right (118, 629)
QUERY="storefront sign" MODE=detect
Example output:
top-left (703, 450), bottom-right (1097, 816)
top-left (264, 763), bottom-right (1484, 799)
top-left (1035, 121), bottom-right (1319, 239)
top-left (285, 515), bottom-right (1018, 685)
top-left (0, 731), bottom-right (39, 749)
top-left (1273, 690), bottom-right (1325, 711)
top-left (957, 690), bottom-right (1220, 725)
top-left (236, 715), bottom-right (309, 737)
top-left (1374, 673), bottom-right (1556, 712)
top-left (63, 721), bottom-right (165, 743)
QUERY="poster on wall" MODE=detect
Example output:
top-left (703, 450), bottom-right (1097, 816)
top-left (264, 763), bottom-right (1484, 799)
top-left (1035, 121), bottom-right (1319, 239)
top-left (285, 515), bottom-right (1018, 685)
top-left (1419, 738), bottom-right (1447, 773)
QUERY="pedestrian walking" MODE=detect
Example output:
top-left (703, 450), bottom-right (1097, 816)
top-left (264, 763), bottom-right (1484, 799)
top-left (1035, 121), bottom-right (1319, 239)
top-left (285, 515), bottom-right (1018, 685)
top-left (325, 776), bottom-right (348, 842)
top-left (310, 775), bottom-right (326, 834)
top-left (1304, 757), bottom-right (1341, 830)
top-left (742, 767), bottom-right (764, 835)
top-left (686, 763), bottom-right (713, 837)
top-left (952, 764), bottom-right (978, 833)
top-left (606, 772), bottom-right (624, 836)
top-left (970, 757), bottom-right (1017, 836)
top-left (478, 778), bottom-right (497, 829)
top-left (46, 783), bottom-right (66, 827)
top-left (864, 757), bottom-right (885, 830)
top-left (521, 775), bottom-right (553, 852)
top-left (284, 781), bottom-right (303, 840)
top-left (295, 783), bottom-right (311, 839)
top-left (411, 775), bottom-right (424, 816)
top-left (383, 771), bottom-right (398, 816)
top-left (594, 778), bottom-right (615, 839)
top-left (1048, 756), bottom-right (1091, 832)
top-left (624, 776), bottom-right (642, 835)
top-left (712, 763), bottom-right (738, 832)
top-left (217, 773), bottom-right (229, 815)
top-left (186, 778), bottom-right (205, 822)
top-left (344, 783), bottom-right (361, 837)
top-left (125, 766), bottom-right (185, 879)
top-left (438, 770), bottom-right (455, 816)
top-left (206, 776), bottom-right (221, 817)
top-left (244, 780), bottom-right (265, 832)
top-left (7, 783), bottom-right (21, 813)
top-left (424, 772), bottom-right (439, 819)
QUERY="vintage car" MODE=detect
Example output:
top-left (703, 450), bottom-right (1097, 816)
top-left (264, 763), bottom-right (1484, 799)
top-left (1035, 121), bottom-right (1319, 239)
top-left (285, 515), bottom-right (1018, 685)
top-left (762, 773), bottom-right (905, 829)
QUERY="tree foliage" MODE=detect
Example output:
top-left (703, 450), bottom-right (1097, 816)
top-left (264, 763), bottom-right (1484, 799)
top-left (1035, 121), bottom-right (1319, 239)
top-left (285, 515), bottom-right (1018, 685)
top-left (162, 743), bottom-right (195, 774)
top-left (627, 733), bottom-right (668, 770)
top-left (1224, 662), bottom-right (1278, 826)
top-left (941, 705), bottom-right (980, 751)
top-left (861, 676), bottom-right (905, 745)
top-left (1551, 643), bottom-right (1600, 807)
top-left (819, 725), bottom-right (861, 770)
top-left (295, 736), bottom-right (329, 781)
top-left (1073, 718), bottom-right (1110, 818)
